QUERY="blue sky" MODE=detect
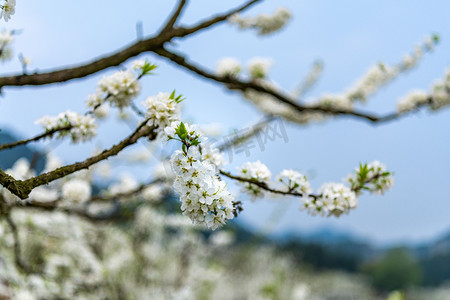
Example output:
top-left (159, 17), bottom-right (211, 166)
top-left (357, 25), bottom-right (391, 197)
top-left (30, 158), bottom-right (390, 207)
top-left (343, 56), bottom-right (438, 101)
top-left (1, 0), bottom-right (449, 245)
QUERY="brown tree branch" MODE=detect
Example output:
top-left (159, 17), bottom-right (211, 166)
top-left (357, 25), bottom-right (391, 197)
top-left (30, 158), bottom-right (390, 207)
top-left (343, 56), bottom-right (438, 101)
top-left (170, 0), bottom-right (262, 38)
top-left (19, 179), bottom-right (165, 222)
top-left (159, 0), bottom-right (188, 34)
top-left (0, 120), bottom-right (156, 199)
top-left (0, 0), bottom-right (261, 90)
top-left (216, 115), bottom-right (276, 152)
top-left (88, 179), bottom-right (163, 202)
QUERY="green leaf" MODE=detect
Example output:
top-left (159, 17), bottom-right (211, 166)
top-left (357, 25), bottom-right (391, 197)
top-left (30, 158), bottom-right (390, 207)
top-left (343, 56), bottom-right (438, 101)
top-left (175, 122), bottom-right (188, 140)
top-left (169, 90), bottom-right (176, 100)
top-left (432, 33), bottom-right (440, 44)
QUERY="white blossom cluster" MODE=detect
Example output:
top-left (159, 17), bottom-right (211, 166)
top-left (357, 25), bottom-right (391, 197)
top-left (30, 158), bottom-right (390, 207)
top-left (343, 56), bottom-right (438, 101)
top-left (216, 57), bottom-right (241, 77)
top-left (229, 7), bottom-right (292, 36)
top-left (242, 81), bottom-right (325, 124)
top-left (142, 91), bottom-right (181, 136)
top-left (396, 90), bottom-right (429, 113)
top-left (248, 57), bottom-right (273, 79)
top-left (201, 143), bottom-right (227, 169)
top-left (0, 29), bottom-right (13, 62)
top-left (62, 178), bottom-right (91, 203)
top-left (0, 0), bottom-right (15, 22)
top-left (346, 35), bottom-right (438, 104)
top-left (347, 161), bottom-right (394, 195)
top-left (168, 122), bottom-right (234, 230)
top-left (237, 160), bottom-right (271, 199)
top-left (130, 59), bottom-right (147, 71)
top-left (108, 173), bottom-right (139, 195)
top-left (96, 70), bottom-right (141, 108)
top-left (429, 67), bottom-right (450, 111)
top-left (315, 93), bottom-right (353, 110)
top-left (303, 183), bottom-right (357, 217)
top-left (86, 66), bottom-right (142, 111)
top-left (346, 63), bottom-right (397, 103)
top-left (35, 110), bottom-right (97, 143)
top-left (216, 57), bottom-right (272, 80)
top-left (277, 169), bottom-right (312, 195)
top-left (301, 161), bottom-right (393, 217)
top-left (400, 35), bottom-right (437, 71)
top-left (397, 67), bottom-right (450, 113)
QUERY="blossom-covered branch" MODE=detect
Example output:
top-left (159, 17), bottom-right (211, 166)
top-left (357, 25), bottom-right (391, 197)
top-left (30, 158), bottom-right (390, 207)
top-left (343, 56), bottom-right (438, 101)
top-left (153, 47), bottom-right (408, 124)
top-left (220, 160), bottom-right (393, 217)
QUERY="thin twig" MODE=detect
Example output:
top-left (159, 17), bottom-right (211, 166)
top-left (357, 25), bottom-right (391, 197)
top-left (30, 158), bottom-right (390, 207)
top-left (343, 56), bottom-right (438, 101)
top-left (219, 170), bottom-right (318, 199)
top-left (4, 214), bottom-right (34, 273)
top-left (220, 169), bottom-right (384, 198)
top-left (0, 126), bottom-right (72, 151)
top-left (159, 0), bottom-right (188, 34)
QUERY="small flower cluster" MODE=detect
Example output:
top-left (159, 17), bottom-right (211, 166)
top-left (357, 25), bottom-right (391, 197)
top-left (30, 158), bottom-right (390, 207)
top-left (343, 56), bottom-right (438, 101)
top-left (62, 178), bottom-right (91, 203)
top-left (248, 57), bottom-right (273, 79)
top-left (429, 67), bottom-right (450, 111)
top-left (35, 110), bottom-right (97, 143)
top-left (86, 60), bottom-right (156, 111)
top-left (346, 63), bottom-right (397, 103)
top-left (108, 173), bottom-right (138, 195)
top-left (168, 122), bottom-right (234, 230)
top-left (229, 7), bottom-right (292, 36)
top-left (347, 35), bottom-right (439, 103)
top-left (396, 90), bottom-right (429, 113)
top-left (0, 29), bottom-right (14, 62)
top-left (301, 161), bottom-right (393, 217)
top-left (277, 169), bottom-right (312, 195)
top-left (201, 143), bottom-right (227, 169)
top-left (316, 93), bottom-right (353, 110)
top-left (0, 0), bottom-right (15, 22)
top-left (142, 91), bottom-right (182, 137)
top-left (396, 67), bottom-right (450, 113)
top-left (216, 58), bottom-right (241, 77)
top-left (303, 183), bottom-right (357, 217)
top-left (347, 161), bottom-right (394, 195)
top-left (400, 34), bottom-right (439, 72)
top-left (237, 160), bottom-right (271, 199)
top-left (216, 57), bottom-right (272, 79)
top-left (96, 70), bottom-right (141, 108)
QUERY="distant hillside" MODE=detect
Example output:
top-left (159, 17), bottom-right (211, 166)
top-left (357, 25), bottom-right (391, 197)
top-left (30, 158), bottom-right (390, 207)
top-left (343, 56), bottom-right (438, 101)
top-left (229, 224), bottom-right (450, 287)
top-left (414, 232), bottom-right (450, 286)
top-left (0, 129), bottom-right (46, 173)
